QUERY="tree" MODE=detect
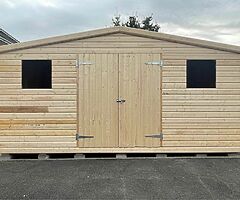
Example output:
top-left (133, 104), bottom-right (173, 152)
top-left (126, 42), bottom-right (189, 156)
top-left (112, 15), bottom-right (160, 32)
top-left (112, 15), bottom-right (121, 27)
top-left (142, 16), bottom-right (160, 32)
top-left (125, 16), bottom-right (141, 29)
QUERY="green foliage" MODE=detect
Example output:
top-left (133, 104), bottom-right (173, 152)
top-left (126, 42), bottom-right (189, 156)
top-left (112, 16), bottom-right (121, 26)
top-left (142, 16), bottom-right (160, 32)
top-left (112, 15), bottom-right (160, 32)
top-left (125, 16), bottom-right (141, 29)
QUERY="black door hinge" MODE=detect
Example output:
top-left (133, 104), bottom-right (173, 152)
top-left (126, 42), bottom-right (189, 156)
top-left (76, 133), bottom-right (94, 140)
top-left (145, 133), bottom-right (163, 140)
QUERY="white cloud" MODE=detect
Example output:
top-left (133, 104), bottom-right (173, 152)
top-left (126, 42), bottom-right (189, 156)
top-left (2, 0), bottom-right (58, 7)
top-left (216, 34), bottom-right (240, 45)
top-left (3, 0), bottom-right (16, 8)
top-left (35, 0), bottom-right (58, 8)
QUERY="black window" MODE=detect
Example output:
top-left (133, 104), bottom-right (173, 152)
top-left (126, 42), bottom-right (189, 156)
top-left (22, 60), bottom-right (52, 89)
top-left (187, 60), bottom-right (216, 88)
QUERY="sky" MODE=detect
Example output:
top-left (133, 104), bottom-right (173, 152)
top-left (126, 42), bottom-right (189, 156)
top-left (1, 0), bottom-right (240, 45)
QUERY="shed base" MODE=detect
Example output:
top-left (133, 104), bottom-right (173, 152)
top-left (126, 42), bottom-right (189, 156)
top-left (0, 147), bottom-right (240, 154)
top-left (0, 152), bottom-right (240, 161)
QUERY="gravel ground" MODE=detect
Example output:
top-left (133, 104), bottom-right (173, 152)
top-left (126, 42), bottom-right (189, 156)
top-left (0, 158), bottom-right (240, 199)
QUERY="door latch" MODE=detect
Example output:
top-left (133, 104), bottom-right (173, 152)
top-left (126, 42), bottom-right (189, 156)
top-left (116, 99), bottom-right (126, 104)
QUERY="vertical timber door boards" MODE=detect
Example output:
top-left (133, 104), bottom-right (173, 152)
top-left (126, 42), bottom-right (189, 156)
top-left (77, 53), bottom-right (162, 149)
top-left (119, 53), bottom-right (162, 148)
top-left (77, 54), bottom-right (119, 148)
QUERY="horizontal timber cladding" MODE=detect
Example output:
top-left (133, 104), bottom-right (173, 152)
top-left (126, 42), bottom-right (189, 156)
top-left (0, 30), bottom-right (239, 153)
top-left (0, 52), bottom-right (77, 151)
top-left (0, 106), bottom-right (48, 113)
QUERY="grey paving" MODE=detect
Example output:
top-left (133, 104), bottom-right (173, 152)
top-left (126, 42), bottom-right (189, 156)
top-left (0, 159), bottom-right (240, 199)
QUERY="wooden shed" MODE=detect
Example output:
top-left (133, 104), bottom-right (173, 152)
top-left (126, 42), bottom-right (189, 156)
top-left (0, 27), bottom-right (239, 154)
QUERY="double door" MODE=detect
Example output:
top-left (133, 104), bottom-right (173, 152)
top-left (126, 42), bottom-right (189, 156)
top-left (77, 53), bottom-right (162, 148)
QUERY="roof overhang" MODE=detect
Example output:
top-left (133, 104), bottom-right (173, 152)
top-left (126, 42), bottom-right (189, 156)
top-left (0, 26), bottom-right (239, 54)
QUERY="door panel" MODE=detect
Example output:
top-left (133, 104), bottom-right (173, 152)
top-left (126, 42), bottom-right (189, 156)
top-left (77, 54), bottom-right (119, 147)
top-left (119, 54), bottom-right (162, 147)
top-left (77, 53), bottom-right (162, 148)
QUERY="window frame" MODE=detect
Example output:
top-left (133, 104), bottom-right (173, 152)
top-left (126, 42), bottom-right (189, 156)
top-left (22, 60), bottom-right (52, 89)
top-left (186, 59), bottom-right (216, 89)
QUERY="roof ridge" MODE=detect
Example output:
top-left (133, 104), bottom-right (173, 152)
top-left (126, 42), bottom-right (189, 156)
top-left (0, 26), bottom-right (239, 54)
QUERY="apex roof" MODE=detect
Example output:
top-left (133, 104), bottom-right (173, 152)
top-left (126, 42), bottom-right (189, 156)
top-left (0, 26), bottom-right (239, 54)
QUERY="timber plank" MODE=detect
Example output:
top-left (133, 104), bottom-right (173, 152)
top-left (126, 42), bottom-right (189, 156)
top-left (0, 113), bottom-right (76, 119)
top-left (0, 147), bottom-right (240, 154)
top-left (0, 101), bottom-right (76, 107)
top-left (0, 119), bottom-right (76, 124)
top-left (163, 129), bottom-right (240, 135)
top-left (0, 136), bottom-right (75, 142)
top-left (0, 124), bottom-right (75, 130)
top-left (0, 142), bottom-right (75, 148)
top-left (163, 135), bottom-right (240, 141)
top-left (163, 105), bottom-right (240, 112)
top-left (0, 106), bottom-right (48, 113)
top-left (163, 141), bottom-right (240, 147)
top-left (163, 95), bottom-right (240, 100)
top-left (162, 89), bottom-right (240, 95)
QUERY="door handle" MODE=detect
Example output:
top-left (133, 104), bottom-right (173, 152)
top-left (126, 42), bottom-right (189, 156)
top-left (116, 99), bottom-right (126, 103)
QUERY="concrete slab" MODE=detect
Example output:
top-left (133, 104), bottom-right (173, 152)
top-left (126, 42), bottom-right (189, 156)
top-left (116, 154), bottom-right (127, 159)
top-left (38, 154), bottom-right (49, 160)
top-left (74, 154), bottom-right (85, 159)
top-left (156, 153), bottom-right (167, 158)
top-left (229, 153), bottom-right (240, 158)
top-left (0, 154), bottom-right (11, 160)
top-left (196, 154), bottom-right (208, 158)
